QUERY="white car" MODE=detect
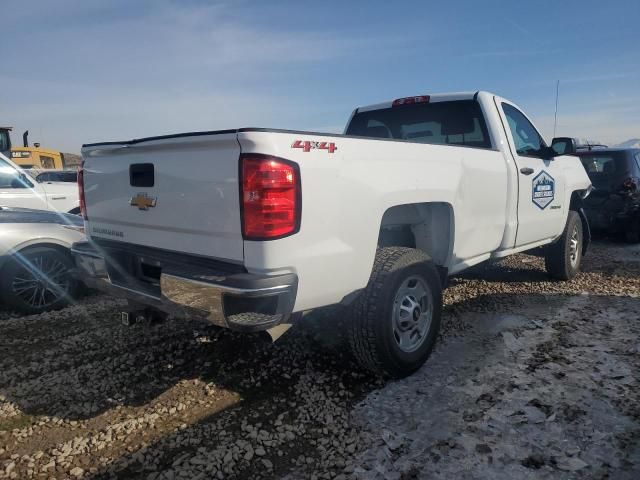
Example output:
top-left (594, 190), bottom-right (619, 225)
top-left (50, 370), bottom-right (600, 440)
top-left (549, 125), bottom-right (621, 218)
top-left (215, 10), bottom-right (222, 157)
top-left (0, 207), bottom-right (85, 313)
top-left (73, 91), bottom-right (592, 377)
top-left (0, 152), bottom-right (80, 214)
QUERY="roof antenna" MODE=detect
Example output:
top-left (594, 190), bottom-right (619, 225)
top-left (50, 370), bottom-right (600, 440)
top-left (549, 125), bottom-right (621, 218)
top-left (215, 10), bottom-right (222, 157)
top-left (553, 80), bottom-right (560, 138)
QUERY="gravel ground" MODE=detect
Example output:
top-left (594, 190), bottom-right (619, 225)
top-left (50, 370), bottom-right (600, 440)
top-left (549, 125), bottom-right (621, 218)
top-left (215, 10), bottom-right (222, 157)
top-left (0, 240), bottom-right (638, 479)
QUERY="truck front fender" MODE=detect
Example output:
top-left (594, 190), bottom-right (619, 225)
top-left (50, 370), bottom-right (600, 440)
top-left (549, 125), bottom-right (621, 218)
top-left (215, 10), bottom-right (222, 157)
top-left (570, 192), bottom-right (591, 255)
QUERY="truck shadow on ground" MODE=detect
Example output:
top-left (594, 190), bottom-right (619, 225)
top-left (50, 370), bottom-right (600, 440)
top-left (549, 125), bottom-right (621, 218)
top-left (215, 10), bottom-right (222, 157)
top-left (453, 239), bottom-right (640, 283)
top-left (0, 297), bottom-right (379, 421)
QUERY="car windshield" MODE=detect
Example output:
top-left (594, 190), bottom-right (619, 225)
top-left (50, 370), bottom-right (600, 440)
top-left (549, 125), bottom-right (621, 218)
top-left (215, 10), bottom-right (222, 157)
top-left (345, 100), bottom-right (492, 149)
top-left (0, 155), bottom-right (36, 182)
top-left (0, 155), bottom-right (16, 173)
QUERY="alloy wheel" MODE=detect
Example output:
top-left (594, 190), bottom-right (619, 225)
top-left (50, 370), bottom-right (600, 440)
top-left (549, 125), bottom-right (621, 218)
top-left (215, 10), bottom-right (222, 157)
top-left (391, 275), bottom-right (433, 353)
top-left (11, 254), bottom-right (71, 309)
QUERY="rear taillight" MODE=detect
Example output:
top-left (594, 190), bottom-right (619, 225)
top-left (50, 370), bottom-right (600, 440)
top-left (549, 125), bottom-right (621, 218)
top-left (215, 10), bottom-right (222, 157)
top-left (241, 155), bottom-right (301, 240)
top-left (622, 177), bottom-right (638, 191)
top-left (78, 163), bottom-right (87, 219)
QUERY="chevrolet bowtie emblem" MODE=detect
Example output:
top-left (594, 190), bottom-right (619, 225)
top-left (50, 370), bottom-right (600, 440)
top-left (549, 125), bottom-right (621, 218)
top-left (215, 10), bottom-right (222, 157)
top-left (130, 193), bottom-right (157, 210)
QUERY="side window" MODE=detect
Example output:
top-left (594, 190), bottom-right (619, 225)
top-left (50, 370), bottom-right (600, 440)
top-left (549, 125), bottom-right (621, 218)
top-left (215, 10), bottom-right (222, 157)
top-left (501, 103), bottom-right (546, 157)
top-left (0, 131), bottom-right (9, 152)
top-left (40, 155), bottom-right (55, 169)
top-left (635, 153), bottom-right (640, 170)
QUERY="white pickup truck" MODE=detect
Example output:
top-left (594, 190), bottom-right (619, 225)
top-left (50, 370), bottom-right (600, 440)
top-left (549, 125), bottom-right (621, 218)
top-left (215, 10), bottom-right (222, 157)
top-left (73, 91), bottom-right (591, 377)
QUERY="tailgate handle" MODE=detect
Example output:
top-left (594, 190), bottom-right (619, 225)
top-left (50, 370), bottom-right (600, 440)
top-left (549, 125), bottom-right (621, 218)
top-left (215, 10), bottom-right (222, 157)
top-left (130, 163), bottom-right (155, 187)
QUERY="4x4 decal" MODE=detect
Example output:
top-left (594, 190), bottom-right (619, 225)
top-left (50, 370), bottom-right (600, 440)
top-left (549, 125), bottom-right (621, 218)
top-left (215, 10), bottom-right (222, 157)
top-left (291, 140), bottom-right (337, 153)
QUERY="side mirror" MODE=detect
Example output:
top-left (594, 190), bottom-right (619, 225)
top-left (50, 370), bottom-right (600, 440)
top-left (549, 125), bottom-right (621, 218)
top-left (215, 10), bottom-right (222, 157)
top-left (551, 137), bottom-right (577, 156)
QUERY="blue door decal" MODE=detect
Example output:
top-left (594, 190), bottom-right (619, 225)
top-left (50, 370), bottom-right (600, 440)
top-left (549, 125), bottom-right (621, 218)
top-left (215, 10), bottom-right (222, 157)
top-left (532, 171), bottom-right (554, 210)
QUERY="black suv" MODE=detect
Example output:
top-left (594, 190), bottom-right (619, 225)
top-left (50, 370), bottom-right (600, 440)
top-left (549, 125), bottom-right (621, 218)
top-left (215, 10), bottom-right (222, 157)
top-left (577, 147), bottom-right (640, 242)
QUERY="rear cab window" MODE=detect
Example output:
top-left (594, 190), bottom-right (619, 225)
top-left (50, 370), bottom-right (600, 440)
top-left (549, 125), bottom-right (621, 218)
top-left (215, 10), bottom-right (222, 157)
top-left (345, 100), bottom-right (492, 149)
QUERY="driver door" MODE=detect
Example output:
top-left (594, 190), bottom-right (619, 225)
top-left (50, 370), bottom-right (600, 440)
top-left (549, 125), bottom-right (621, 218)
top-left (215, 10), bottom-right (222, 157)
top-left (498, 101), bottom-right (566, 247)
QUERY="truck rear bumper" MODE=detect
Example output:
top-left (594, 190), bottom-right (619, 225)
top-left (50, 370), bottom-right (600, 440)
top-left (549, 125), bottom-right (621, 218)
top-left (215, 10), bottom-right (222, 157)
top-left (71, 241), bottom-right (297, 332)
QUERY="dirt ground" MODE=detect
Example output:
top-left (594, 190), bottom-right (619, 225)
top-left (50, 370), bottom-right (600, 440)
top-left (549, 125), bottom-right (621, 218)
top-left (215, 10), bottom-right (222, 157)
top-left (0, 240), bottom-right (638, 479)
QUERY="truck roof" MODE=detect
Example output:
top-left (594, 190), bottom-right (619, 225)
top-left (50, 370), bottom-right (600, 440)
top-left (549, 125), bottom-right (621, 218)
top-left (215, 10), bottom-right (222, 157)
top-left (84, 91), bottom-right (502, 148)
top-left (355, 91), bottom-right (494, 113)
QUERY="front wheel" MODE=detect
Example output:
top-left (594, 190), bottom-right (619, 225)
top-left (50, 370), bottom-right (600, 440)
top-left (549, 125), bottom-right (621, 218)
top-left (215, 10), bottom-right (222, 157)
top-left (0, 247), bottom-right (78, 314)
top-left (349, 247), bottom-right (442, 378)
top-left (545, 211), bottom-right (583, 280)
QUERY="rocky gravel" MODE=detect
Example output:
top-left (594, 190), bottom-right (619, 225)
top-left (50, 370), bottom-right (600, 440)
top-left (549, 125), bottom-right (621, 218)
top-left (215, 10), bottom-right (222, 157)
top-left (0, 240), bottom-right (638, 479)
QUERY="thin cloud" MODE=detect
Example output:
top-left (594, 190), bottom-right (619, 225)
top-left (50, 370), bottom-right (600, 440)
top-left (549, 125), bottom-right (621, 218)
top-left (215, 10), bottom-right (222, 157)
top-left (529, 73), bottom-right (638, 87)
top-left (503, 17), bottom-right (532, 37)
top-left (2, 0), bottom-right (638, 154)
top-left (462, 49), bottom-right (560, 58)
top-left (0, 1), bottom-right (407, 151)
top-left (535, 110), bottom-right (640, 146)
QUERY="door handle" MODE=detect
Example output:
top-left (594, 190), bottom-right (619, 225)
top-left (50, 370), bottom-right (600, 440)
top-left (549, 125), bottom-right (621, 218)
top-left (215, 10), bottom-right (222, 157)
top-left (520, 167), bottom-right (534, 175)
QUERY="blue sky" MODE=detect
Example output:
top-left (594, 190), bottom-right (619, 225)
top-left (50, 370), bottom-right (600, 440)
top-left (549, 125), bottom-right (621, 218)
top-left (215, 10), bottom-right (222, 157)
top-left (1, 0), bottom-right (639, 152)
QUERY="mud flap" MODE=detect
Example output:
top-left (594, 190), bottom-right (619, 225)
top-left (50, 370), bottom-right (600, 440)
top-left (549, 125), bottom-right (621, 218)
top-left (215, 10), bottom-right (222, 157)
top-left (266, 323), bottom-right (292, 342)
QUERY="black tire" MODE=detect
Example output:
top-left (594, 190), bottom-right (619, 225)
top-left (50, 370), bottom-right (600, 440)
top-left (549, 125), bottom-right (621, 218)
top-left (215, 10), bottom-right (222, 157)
top-left (349, 247), bottom-right (442, 378)
top-left (625, 228), bottom-right (640, 244)
top-left (544, 211), bottom-right (583, 280)
top-left (68, 207), bottom-right (81, 215)
top-left (0, 247), bottom-right (78, 314)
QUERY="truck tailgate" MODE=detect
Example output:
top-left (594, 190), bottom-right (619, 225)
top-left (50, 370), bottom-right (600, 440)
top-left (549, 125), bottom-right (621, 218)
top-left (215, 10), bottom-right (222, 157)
top-left (81, 132), bottom-right (244, 262)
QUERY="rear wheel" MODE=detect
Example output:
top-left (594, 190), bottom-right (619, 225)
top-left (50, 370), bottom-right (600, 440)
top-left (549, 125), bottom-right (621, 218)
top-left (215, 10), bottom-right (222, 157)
top-left (544, 211), bottom-right (583, 280)
top-left (349, 247), bottom-right (442, 378)
top-left (625, 227), bottom-right (640, 244)
top-left (0, 247), bottom-right (78, 314)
